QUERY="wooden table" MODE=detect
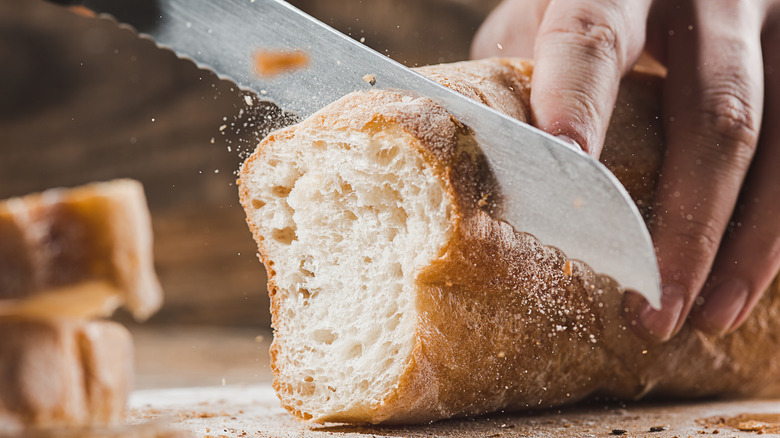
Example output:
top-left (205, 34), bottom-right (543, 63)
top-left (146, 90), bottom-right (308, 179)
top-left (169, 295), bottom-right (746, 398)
top-left (127, 325), bottom-right (780, 438)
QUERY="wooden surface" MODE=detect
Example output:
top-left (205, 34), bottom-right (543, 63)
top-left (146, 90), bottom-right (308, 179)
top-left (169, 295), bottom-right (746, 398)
top-left (0, 0), bottom-right (497, 327)
top-left (128, 387), bottom-right (780, 437)
top-left (127, 326), bottom-right (780, 438)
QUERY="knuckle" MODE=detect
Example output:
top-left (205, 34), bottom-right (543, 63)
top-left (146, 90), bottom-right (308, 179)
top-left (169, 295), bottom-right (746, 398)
top-left (543, 10), bottom-right (623, 64)
top-left (668, 216), bottom-right (723, 259)
top-left (699, 77), bottom-right (761, 158)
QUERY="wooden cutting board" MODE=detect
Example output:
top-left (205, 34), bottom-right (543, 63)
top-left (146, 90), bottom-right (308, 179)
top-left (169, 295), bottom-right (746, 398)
top-left (127, 385), bottom-right (780, 437)
top-left (126, 325), bottom-right (780, 438)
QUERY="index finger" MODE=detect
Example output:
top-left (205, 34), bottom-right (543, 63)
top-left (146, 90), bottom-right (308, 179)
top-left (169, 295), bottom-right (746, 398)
top-left (531, 0), bottom-right (652, 155)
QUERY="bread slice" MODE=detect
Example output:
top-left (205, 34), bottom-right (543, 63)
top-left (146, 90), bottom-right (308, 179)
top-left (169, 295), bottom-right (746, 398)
top-left (0, 179), bottom-right (162, 320)
top-left (0, 319), bottom-right (133, 433)
top-left (239, 58), bottom-right (780, 424)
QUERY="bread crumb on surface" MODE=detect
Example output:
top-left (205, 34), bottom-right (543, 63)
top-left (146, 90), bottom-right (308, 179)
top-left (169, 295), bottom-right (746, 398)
top-left (738, 420), bottom-right (766, 432)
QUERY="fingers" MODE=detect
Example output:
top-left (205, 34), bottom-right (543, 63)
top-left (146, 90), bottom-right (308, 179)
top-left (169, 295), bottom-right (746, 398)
top-left (471, 0), bottom-right (551, 59)
top-left (631, 0), bottom-right (765, 342)
top-left (530, 0), bottom-right (652, 155)
top-left (690, 22), bottom-right (780, 335)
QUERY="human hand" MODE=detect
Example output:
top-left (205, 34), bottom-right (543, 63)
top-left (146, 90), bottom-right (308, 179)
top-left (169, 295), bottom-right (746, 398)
top-left (472, 0), bottom-right (780, 342)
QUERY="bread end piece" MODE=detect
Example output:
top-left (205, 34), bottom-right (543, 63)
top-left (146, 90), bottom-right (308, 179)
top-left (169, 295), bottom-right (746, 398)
top-left (0, 319), bottom-right (133, 433)
top-left (240, 89), bottom-right (501, 422)
top-left (0, 179), bottom-right (163, 320)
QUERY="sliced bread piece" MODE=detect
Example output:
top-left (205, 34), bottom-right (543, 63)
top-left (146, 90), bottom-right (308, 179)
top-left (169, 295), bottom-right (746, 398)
top-left (0, 179), bottom-right (162, 320)
top-left (0, 319), bottom-right (133, 433)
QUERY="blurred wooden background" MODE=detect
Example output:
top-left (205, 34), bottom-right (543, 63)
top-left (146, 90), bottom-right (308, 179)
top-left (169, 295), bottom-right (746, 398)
top-left (0, 0), bottom-right (499, 327)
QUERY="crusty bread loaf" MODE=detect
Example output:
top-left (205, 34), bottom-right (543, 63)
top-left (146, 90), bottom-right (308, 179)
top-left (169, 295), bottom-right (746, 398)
top-left (0, 319), bottom-right (133, 433)
top-left (0, 179), bottom-right (162, 320)
top-left (238, 58), bottom-right (780, 424)
top-left (0, 179), bottom-right (162, 432)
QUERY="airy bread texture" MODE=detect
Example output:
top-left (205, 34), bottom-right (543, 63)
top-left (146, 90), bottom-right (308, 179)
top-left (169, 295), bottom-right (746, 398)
top-left (0, 179), bottom-right (162, 320)
top-left (239, 58), bottom-right (780, 424)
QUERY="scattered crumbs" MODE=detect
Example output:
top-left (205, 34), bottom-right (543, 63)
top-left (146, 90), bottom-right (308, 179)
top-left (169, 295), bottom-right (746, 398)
top-left (610, 429), bottom-right (626, 435)
top-left (363, 73), bottom-right (377, 86)
top-left (710, 414), bottom-right (780, 434)
top-left (214, 169), bottom-right (220, 174)
top-left (219, 125), bottom-right (227, 131)
top-left (255, 335), bottom-right (265, 343)
top-left (738, 420), bottom-right (766, 432)
top-left (650, 425), bottom-right (666, 432)
top-left (359, 36), bottom-right (366, 43)
top-left (178, 411), bottom-right (219, 419)
top-left (497, 351), bottom-right (506, 358)
top-left (151, 117), bottom-right (156, 122)
top-left (497, 43), bottom-right (503, 50)
top-left (244, 95), bottom-right (254, 106)
top-left (210, 137), bottom-right (215, 144)
top-left (253, 49), bottom-right (309, 77)
top-left (260, 89), bottom-right (268, 95)
top-left (642, 349), bottom-right (648, 355)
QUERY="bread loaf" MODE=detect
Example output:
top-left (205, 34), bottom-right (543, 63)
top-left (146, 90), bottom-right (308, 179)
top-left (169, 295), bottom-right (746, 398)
top-left (0, 320), bottom-right (133, 433)
top-left (0, 180), bottom-right (162, 431)
top-left (238, 58), bottom-right (780, 424)
top-left (0, 179), bottom-right (162, 320)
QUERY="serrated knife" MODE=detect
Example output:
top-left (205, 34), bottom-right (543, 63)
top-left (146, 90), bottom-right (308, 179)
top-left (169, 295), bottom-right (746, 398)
top-left (81, 0), bottom-right (662, 308)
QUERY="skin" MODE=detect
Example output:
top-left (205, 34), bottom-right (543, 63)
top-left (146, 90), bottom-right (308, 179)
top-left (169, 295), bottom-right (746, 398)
top-left (472, 0), bottom-right (780, 342)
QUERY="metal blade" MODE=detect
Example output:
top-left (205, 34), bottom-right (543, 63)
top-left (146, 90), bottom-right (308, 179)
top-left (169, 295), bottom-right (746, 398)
top-left (87, 0), bottom-right (662, 308)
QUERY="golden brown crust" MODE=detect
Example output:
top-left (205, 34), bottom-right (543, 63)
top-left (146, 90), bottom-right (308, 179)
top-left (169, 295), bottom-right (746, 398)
top-left (0, 179), bottom-right (162, 320)
top-left (0, 319), bottom-right (133, 433)
top-left (239, 58), bottom-right (780, 424)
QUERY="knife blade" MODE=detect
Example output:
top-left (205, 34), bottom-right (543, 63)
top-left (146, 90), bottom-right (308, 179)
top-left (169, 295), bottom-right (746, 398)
top-left (83, 0), bottom-right (662, 308)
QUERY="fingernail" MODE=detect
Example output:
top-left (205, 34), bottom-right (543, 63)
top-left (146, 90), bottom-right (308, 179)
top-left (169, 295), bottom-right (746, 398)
top-left (555, 134), bottom-right (582, 151)
top-left (639, 284), bottom-right (686, 341)
top-left (698, 278), bottom-right (749, 335)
